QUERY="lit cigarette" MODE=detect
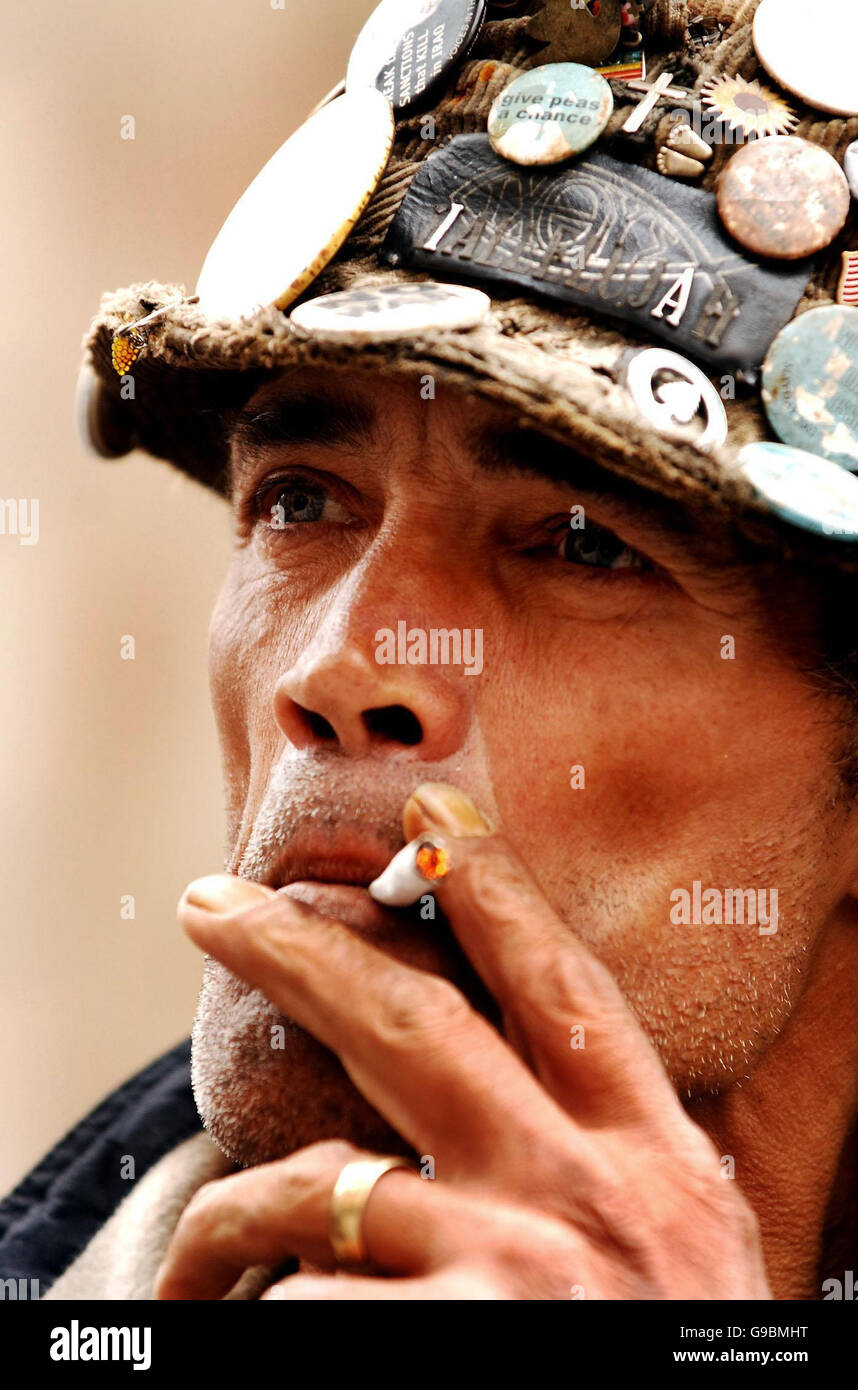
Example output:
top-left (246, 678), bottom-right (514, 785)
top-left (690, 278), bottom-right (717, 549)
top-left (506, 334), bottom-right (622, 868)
top-left (368, 837), bottom-right (452, 908)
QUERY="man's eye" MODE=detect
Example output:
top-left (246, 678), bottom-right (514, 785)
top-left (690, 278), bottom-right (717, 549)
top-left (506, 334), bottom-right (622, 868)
top-left (255, 477), bottom-right (351, 529)
top-left (557, 523), bottom-right (650, 571)
top-left (271, 482), bottom-right (325, 526)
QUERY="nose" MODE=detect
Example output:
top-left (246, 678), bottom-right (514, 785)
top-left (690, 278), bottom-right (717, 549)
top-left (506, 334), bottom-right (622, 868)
top-left (273, 614), bottom-right (476, 762)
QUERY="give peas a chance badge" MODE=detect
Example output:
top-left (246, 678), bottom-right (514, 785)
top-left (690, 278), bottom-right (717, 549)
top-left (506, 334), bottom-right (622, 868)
top-left (488, 63), bottom-right (614, 167)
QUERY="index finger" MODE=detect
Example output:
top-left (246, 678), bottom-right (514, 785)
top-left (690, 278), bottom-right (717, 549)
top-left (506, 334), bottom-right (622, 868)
top-left (178, 879), bottom-right (577, 1187)
top-left (400, 784), bottom-right (681, 1131)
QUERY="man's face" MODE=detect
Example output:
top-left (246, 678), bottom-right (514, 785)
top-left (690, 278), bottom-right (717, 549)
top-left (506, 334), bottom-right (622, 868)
top-left (194, 366), bottom-right (855, 1169)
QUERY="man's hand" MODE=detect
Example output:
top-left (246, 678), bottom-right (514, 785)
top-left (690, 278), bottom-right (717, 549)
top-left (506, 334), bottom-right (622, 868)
top-left (156, 783), bottom-right (771, 1300)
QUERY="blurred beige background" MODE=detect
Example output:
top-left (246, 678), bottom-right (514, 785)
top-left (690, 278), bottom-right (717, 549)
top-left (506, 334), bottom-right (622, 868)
top-left (0, 0), bottom-right (376, 1194)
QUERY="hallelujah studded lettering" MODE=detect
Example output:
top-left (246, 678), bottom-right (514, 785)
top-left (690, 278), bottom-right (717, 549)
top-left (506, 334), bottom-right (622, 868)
top-left (382, 137), bottom-right (812, 374)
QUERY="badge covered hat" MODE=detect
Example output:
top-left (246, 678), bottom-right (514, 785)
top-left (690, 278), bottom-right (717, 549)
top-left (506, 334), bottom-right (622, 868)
top-left (78, 0), bottom-right (858, 564)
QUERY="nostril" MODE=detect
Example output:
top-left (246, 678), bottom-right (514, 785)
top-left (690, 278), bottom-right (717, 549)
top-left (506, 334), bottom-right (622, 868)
top-left (305, 708), bottom-right (337, 740)
top-left (363, 705), bottom-right (423, 747)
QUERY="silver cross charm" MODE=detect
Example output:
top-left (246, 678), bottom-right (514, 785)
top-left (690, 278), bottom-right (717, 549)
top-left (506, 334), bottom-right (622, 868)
top-left (622, 72), bottom-right (689, 133)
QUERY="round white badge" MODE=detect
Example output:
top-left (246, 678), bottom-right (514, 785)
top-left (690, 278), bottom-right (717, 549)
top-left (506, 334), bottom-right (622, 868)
top-left (625, 348), bottom-right (728, 452)
top-left (195, 89), bottom-right (394, 322)
top-left (753, 0), bottom-right (858, 117)
top-left (738, 441), bottom-right (858, 539)
top-left (289, 281), bottom-right (491, 342)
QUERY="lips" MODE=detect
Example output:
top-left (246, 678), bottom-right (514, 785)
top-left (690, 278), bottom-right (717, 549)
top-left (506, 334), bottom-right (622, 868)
top-left (275, 859), bottom-right (382, 889)
top-left (278, 881), bottom-right (412, 943)
top-left (262, 838), bottom-right (394, 894)
top-left (259, 836), bottom-right (457, 976)
top-left (250, 836), bottom-right (502, 1029)
top-left (262, 835), bottom-right (422, 945)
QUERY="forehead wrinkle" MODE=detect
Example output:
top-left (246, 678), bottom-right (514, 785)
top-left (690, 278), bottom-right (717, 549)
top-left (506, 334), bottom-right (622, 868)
top-left (361, 389), bottom-right (480, 492)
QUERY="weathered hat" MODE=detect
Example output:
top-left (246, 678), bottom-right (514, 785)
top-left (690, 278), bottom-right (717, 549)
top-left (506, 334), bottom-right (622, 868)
top-left (78, 0), bottom-right (858, 568)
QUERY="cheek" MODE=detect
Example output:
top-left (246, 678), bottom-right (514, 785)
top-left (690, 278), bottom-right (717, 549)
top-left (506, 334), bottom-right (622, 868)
top-left (472, 620), bottom-right (839, 1090)
top-left (477, 612), bottom-right (838, 909)
top-left (208, 566), bottom-right (291, 832)
top-left (210, 576), bottom-right (250, 745)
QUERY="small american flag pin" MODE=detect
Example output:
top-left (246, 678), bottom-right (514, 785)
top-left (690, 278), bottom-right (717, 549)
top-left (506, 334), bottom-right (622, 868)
top-left (837, 251), bottom-right (858, 307)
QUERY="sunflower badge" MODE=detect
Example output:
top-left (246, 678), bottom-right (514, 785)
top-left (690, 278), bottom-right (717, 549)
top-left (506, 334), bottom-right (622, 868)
top-left (701, 74), bottom-right (798, 139)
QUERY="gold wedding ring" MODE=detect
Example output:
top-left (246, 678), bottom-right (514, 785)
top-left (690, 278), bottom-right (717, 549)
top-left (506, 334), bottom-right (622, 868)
top-left (329, 1156), bottom-right (414, 1268)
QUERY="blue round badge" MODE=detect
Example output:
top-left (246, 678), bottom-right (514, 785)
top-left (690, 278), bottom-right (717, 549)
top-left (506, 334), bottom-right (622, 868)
top-left (738, 441), bottom-right (858, 539)
top-left (762, 306), bottom-right (858, 472)
top-left (488, 63), bottom-right (614, 166)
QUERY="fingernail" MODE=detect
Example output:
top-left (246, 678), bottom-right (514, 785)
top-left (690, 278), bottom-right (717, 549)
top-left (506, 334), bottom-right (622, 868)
top-left (406, 783), bottom-right (493, 836)
top-left (180, 874), bottom-right (276, 914)
top-left (368, 836), bottom-right (452, 908)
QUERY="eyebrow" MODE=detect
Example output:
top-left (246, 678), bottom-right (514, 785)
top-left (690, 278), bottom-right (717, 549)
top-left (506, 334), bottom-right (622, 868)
top-left (472, 424), bottom-right (641, 493)
top-left (228, 393), bottom-right (376, 489)
top-left (474, 425), bottom-right (694, 531)
top-left (475, 423), bottom-right (763, 572)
